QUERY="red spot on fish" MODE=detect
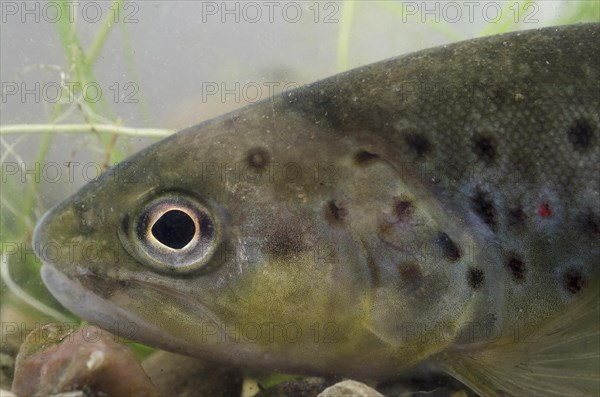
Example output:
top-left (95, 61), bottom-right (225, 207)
top-left (539, 202), bottom-right (552, 218)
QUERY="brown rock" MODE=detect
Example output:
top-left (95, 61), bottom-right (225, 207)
top-left (11, 323), bottom-right (158, 397)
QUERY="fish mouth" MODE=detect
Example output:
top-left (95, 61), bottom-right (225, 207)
top-left (40, 263), bottom-right (135, 329)
top-left (34, 208), bottom-right (230, 359)
top-left (39, 263), bottom-right (229, 359)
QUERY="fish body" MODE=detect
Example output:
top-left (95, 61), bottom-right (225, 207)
top-left (34, 24), bottom-right (599, 396)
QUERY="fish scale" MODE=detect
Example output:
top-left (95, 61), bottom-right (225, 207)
top-left (33, 24), bottom-right (599, 396)
top-left (284, 24), bottom-right (599, 333)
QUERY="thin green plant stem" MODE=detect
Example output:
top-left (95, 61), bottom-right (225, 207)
top-left (477, 0), bottom-right (533, 37)
top-left (379, 2), bottom-right (464, 41)
top-left (1, 252), bottom-right (74, 323)
top-left (54, 2), bottom-right (95, 117)
top-left (1, 193), bottom-right (34, 234)
top-left (1, 124), bottom-right (173, 138)
top-left (54, 0), bottom-right (129, 161)
top-left (21, 133), bottom-right (54, 221)
top-left (563, 0), bottom-right (600, 23)
top-left (337, 2), bottom-right (355, 72)
top-left (55, 1), bottom-right (117, 123)
top-left (87, 0), bottom-right (124, 65)
top-left (119, 21), bottom-right (153, 127)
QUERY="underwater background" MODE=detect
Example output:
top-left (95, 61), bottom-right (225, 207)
top-left (1, 0), bottom-right (599, 393)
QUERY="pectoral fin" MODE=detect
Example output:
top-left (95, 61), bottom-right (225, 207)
top-left (441, 284), bottom-right (600, 397)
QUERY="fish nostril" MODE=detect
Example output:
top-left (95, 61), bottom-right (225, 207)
top-left (151, 210), bottom-right (196, 249)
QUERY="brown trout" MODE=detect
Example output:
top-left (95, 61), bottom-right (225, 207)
top-left (33, 24), bottom-right (599, 396)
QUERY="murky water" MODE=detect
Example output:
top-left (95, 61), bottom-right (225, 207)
top-left (1, 1), bottom-right (597, 395)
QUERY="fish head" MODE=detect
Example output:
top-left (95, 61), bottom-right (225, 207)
top-left (29, 23), bottom-right (600, 391)
top-left (32, 120), bottom-right (322, 370)
top-left (34, 102), bottom-right (477, 377)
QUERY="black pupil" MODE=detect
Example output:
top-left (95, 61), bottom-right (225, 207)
top-left (151, 210), bottom-right (196, 249)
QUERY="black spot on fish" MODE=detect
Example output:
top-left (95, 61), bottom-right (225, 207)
top-left (354, 150), bottom-right (379, 165)
top-left (563, 268), bottom-right (585, 294)
top-left (578, 208), bottom-right (600, 237)
top-left (507, 206), bottom-right (526, 229)
top-left (436, 232), bottom-right (461, 262)
top-left (472, 135), bottom-right (497, 163)
top-left (246, 147), bottom-right (270, 170)
top-left (471, 189), bottom-right (497, 231)
top-left (399, 262), bottom-right (423, 283)
top-left (265, 223), bottom-right (303, 259)
top-left (468, 267), bottom-right (485, 289)
top-left (394, 198), bottom-right (414, 222)
top-left (506, 253), bottom-right (526, 281)
top-left (567, 119), bottom-right (595, 152)
top-left (325, 200), bottom-right (347, 224)
top-left (405, 133), bottom-right (431, 158)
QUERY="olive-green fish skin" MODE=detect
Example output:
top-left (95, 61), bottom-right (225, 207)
top-left (34, 24), bottom-right (599, 395)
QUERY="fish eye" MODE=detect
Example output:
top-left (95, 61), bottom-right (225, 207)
top-left (118, 193), bottom-right (220, 274)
